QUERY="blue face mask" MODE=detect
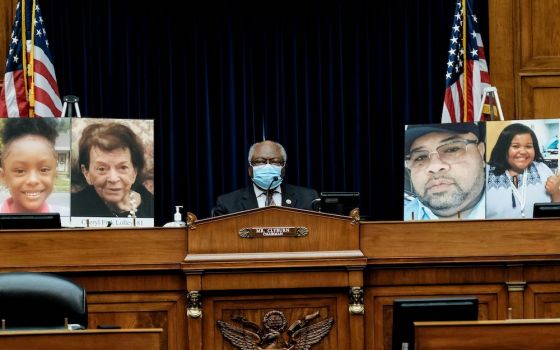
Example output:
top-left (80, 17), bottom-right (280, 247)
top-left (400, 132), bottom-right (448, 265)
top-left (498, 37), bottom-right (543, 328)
top-left (252, 164), bottom-right (283, 190)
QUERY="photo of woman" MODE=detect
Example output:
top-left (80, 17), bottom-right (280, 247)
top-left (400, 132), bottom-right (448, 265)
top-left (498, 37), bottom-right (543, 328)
top-left (486, 120), bottom-right (560, 219)
top-left (70, 119), bottom-right (154, 221)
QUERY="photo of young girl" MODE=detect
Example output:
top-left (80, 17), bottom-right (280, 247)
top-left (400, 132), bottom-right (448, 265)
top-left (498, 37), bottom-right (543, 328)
top-left (0, 118), bottom-right (70, 216)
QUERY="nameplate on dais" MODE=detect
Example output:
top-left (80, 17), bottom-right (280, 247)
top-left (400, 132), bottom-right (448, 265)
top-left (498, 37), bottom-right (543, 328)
top-left (239, 226), bottom-right (308, 238)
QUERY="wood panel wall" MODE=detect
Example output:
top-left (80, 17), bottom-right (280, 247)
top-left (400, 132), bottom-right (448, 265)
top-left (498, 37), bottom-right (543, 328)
top-left (490, 0), bottom-right (560, 120)
top-left (0, 0), bottom-right (17, 88)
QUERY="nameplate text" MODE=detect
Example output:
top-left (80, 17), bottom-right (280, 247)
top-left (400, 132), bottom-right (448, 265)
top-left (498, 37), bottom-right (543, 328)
top-left (239, 226), bottom-right (309, 238)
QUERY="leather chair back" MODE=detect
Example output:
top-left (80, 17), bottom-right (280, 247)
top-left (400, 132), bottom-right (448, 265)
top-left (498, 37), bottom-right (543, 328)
top-left (0, 272), bottom-right (87, 329)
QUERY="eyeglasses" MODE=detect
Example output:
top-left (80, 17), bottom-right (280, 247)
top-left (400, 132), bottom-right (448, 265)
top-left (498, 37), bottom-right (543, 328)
top-left (405, 139), bottom-right (479, 169)
top-left (250, 158), bottom-right (286, 167)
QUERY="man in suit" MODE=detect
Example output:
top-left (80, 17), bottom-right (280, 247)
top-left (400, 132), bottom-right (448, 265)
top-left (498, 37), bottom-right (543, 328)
top-left (212, 140), bottom-right (319, 216)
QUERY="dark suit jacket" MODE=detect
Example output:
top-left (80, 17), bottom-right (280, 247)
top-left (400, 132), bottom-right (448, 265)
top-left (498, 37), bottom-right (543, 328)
top-left (212, 183), bottom-right (319, 216)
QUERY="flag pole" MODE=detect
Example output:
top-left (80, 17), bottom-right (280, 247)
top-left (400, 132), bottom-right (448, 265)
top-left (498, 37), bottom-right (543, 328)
top-left (21, 0), bottom-right (29, 107)
top-left (462, 0), bottom-right (467, 122)
top-left (28, 0), bottom-right (36, 117)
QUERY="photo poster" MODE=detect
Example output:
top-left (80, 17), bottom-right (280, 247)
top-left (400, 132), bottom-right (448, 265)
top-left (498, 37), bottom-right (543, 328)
top-left (404, 119), bottom-right (560, 221)
top-left (485, 119), bottom-right (560, 219)
top-left (70, 118), bottom-right (155, 227)
top-left (403, 122), bottom-right (486, 221)
top-left (0, 118), bottom-right (71, 225)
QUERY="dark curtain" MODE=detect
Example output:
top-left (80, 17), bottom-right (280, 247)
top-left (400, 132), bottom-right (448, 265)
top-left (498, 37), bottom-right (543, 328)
top-left (40, 0), bottom-right (489, 224)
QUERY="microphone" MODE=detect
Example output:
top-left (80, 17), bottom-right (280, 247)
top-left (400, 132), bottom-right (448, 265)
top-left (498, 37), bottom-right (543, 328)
top-left (311, 198), bottom-right (321, 211)
top-left (265, 176), bottom-right (279, 206)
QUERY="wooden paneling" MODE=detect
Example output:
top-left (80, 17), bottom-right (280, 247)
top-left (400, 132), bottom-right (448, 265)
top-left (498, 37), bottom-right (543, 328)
top-left (0, 0), bottom-right (17, 87)
top-left (184, 208), bottom-right (364, 349)
top-left (10, 215), bottom-right (560, 349)
top-left (365, 265), bottom-right (507, 287)
top-left (0, 227), bottom-right (187, 271)
top-left (204, 293), bottom-right (347, 350)
top-left (519, 0), bottom-right (560, 70)
top-left (360, 219), bottom-right (560, 263)
top-left (87, 292), bottom-right (186, 350)
top-left (524, 283), bottom-right (560, 319)
top-left (194, 270), bottom-right (356, 291)
top-left (520, 76), bottom-right (560, 119)
top-left (415, 319), bottom-right (560, 350)
top-left (189, 207), bottom-right (359, 254)
top-left (490, 0), bottom-right (560, 119)
top-left (0, 329), bottom-right (163, 350)
top-left (366, 285), bottom-right (506, 350)
top-left (0, 229), bottom-right (187, 349)
top-left (489, 0), bottom-right (515, 120)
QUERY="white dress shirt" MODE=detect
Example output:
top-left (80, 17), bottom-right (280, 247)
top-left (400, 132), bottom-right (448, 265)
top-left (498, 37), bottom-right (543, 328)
top-left (253, 184), bottom-right (282, 207)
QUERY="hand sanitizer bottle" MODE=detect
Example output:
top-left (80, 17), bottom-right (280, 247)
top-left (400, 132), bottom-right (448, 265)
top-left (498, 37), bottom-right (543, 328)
top-left (163, 206), bottom-right (187, 227)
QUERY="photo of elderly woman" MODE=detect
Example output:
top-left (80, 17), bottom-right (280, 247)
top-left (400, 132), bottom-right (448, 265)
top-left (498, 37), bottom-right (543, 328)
top-left (70, 119), bottom-right (154, 223)
top-left (0, 118), bottom-right (70, 216)
top-left (486, 120), bottom-right (560, 219)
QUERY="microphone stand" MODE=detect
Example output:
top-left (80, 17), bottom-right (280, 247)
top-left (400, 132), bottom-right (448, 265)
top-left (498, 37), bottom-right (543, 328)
top-left (265, 176), bottom-right (279, 206)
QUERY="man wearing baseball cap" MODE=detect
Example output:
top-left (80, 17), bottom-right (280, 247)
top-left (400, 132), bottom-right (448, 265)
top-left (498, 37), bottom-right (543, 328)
top-left (404, 122), bottom-right (486, 220)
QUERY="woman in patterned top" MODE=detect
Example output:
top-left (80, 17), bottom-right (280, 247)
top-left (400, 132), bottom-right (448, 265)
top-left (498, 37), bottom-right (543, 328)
top-left (486, 123), bottom-right (560, 219)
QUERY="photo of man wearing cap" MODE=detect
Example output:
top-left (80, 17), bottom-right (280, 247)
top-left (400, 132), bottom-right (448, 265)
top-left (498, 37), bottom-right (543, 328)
top-left (404, 122), bottom-right (486, 220)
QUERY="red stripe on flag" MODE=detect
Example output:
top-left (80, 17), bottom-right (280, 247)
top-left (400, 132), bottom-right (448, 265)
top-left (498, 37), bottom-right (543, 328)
top-left (478, 49), bottom-right (486, 60)
top-left (13, 70), bottom-right (29, 117)
top-left (0, 86), bottom-right (7, 117)
top-left (34, 86), bottom-right (60, 117)
top-left (34, 59), bottom-right (60, 97)
top-left (444, 90), bottom-right (458, 123)
top-left (0, 70), bottom-right (29, 117)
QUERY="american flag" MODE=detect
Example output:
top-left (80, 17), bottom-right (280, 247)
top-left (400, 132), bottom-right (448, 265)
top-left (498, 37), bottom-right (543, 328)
top-left (441, 0), bottom-right (490, 123)
top-left (0, 0), bottom-right (62, 118)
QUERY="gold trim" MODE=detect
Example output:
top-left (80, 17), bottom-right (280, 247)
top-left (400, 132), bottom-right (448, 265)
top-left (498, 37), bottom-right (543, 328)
top-left (186, 212), bottom-right (197, 230)
top-left (350, 208), bottom-right (360, 225)
top-left (238, 226), bottom-right (309, 238)
top-left (348, 287), bottom-right (364, 315)
top-left (506, 281), bottom-right (526, 292)
top-left (187, 291), bottom-right (202, 319)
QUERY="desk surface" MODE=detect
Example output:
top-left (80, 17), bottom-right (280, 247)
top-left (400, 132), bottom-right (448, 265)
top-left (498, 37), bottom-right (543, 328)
top-left (0, 328), bottom-right (163, 350)
top-left (3, 214), bottom-right (560, 350)
top-left (415, 319), bottom-right (560, 350)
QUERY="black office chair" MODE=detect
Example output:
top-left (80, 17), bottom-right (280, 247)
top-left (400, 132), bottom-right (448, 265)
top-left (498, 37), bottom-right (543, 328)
top-left (0, 272), bottom-right (88, 329)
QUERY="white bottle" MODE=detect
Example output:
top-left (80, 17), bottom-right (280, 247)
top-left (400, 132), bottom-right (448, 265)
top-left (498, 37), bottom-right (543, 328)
top-left (163, 206), bottom-right (186, 227)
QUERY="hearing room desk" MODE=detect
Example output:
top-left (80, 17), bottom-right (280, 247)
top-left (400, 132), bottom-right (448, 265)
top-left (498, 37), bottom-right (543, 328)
top-left (414, 319), bottom-right (560, 350)
top-left (0, 328), bottom-right (163, 350)
top-left (2, 207), bottom-right (560, 350)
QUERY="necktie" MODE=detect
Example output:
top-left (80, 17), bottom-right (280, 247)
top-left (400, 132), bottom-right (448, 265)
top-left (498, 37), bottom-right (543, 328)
top-left (266, 191), bottom-right (276, 206)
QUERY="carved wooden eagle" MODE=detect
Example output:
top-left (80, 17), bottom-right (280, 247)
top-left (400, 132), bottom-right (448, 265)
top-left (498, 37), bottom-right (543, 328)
top-left (288, 317), bottom-right (335, 350)
top-left (216, 311), bottom-right (334, 350)
top-left (217, 311), bottom-right (334, 350)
